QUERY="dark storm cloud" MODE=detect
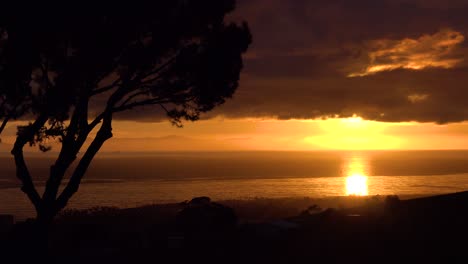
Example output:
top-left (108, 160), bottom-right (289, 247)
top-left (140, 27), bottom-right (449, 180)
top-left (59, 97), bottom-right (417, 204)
top-left (211, 67), bottom-right (468, 124)
top-left (203, 0), bottom-right (468, 123)
top-left (119, 0), bottom-right (468, 123)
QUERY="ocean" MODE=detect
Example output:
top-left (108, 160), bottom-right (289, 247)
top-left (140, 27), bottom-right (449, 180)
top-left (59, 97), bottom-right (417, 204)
top-left (1, 150), bottom-right (468, 219)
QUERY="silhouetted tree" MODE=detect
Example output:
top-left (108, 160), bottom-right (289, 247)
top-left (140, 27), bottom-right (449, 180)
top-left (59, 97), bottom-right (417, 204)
top-left (0, 1), bottom-right (251, 224)
top-left (0, 27), bottom-right (31, 135)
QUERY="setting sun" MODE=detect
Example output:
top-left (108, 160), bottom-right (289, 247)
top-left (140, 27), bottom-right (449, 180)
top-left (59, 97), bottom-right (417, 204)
top-left (346, 174), bottom-right (369, 196)
top-left (342, 115), bottom-right (364, 126)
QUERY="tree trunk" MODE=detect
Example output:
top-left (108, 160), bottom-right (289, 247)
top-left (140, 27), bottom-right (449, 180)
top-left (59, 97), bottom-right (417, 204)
top-left (43, 163), bottom-right (69, 205)
top-left (36, 206), bottom-right (57, 228)
top-left (38, 166), bottom-right (67, 226)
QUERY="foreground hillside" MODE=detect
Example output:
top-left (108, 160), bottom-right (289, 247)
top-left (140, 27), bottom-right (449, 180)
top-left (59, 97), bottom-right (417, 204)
top-left (2, 192), bottom-right (468, 263)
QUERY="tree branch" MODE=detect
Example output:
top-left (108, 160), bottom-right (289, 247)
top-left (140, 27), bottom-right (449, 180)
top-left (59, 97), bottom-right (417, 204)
top-left (112, 98), bottom-right (170, 112)
top-left (117, 90), bottom-right (150, 109)
top-left (46, 76), bottom-right (160, 211)
top-left (11, 114), bottom-right (49, 211)
top-left (89, 83), bottom-right (130, 133)
top-left (55, 82), bottom-right (133, 211)
top-left (39, 60), bottom-right (52, 91)
top-left (140, 54), bottom-right (179, 84)
top-left (0, 97), bottom-right (7, 112)
top-left (42, 98), bottom-right (89, 203)
top-left (0, 100), bottom-right (25, 135)
top-left (91, 77), bottom-right (121, 96)
top-left (0, 115), bottom-right (10, 135)
top-left (56, 112), bottom-right (113, 211)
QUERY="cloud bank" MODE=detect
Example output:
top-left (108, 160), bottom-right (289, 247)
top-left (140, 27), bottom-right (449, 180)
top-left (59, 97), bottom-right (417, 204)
top-left (117, 0), bottom-right (468, 124)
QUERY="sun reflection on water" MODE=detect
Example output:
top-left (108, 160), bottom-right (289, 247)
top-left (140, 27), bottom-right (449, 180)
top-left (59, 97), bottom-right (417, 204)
top-left (344, 155), bottom-right (369, 196)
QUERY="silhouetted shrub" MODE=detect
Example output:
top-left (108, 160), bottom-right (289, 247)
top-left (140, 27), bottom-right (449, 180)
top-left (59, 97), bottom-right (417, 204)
top-left (176, 197), bottom-right (237, 235)
top-left (385, 195), bottom-right (401, 212)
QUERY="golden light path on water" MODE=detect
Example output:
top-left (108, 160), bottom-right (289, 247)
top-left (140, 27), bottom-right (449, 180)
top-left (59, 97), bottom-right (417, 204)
top-left (344, 155), bottom-right (369, 196)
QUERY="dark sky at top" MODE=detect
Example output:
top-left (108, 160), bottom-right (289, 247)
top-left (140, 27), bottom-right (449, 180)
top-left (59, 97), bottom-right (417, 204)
top-left (113, 0), bottom-right (468, 124)
top-left (201, 0), bottom-right (468, 124)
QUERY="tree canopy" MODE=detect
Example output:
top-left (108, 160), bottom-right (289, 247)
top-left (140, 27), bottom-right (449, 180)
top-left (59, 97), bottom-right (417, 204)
top-left (0, 0), bottom-right (251, 222)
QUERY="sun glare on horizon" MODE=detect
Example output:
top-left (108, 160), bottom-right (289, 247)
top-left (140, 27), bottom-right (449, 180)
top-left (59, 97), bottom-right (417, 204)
top-left (306, 115), bottom-right (402, 150)
top-left (343, 115), bottom-right (364, 125)
top-left (344, 155), bottom-right (369, 196)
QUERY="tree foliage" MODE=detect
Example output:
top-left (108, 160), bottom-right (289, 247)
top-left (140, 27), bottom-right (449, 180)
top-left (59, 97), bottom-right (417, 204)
top-left (0, 0), bottom-right (251, 222)
top-left (0, 26), bottom-right (31, 134)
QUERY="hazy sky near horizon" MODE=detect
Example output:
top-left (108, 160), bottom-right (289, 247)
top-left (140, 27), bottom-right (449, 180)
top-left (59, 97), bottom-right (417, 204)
top-left (4, 0), bottom-right (468, 152)
top-left (3, 118), bottom-right (468, 152)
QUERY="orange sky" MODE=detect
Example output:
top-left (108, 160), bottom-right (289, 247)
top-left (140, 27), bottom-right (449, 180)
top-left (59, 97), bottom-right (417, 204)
top-left (2, 118), bottom-right (468, 152)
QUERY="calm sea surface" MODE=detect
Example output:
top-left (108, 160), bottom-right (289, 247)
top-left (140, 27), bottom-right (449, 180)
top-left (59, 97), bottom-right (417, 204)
top-left (1, 151), bottom-right (468, 219)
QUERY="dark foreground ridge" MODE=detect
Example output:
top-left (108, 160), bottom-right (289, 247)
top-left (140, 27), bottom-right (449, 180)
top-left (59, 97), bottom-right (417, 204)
top-left (2, 192), bottom-right (468, 263)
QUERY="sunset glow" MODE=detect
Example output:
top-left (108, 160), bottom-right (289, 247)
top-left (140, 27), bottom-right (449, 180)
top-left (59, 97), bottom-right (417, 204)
top-left (5, 117), bottom-right (468, 152)
top-left (344, 154), bottom-right (369, 196)
top-left (305, 116), bottom-right (402, 150)
top-left (3, 1), bottom-right (468, 261)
